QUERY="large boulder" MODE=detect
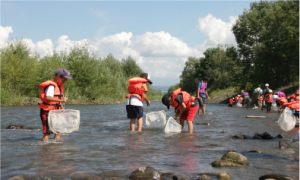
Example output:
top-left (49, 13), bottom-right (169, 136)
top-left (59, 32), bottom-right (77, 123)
top-left (211, 151), bottom-right (248, 167)
top-left (259, 174), bottom-right (293, 180)
top-left (129, 166), bottom-right (160, 180)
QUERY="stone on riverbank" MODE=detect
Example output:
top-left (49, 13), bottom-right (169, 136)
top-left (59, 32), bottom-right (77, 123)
top-left (211, 151), bottom-right (248, 167)
top-left (198, 172), bottom-right (231, 180)
top-left (129, 166), bottom-right (161, 180)
top-left (259, 174), bottom-right (293, 180)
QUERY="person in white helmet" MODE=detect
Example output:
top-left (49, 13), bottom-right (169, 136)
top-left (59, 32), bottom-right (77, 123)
top-left (261, 83), bottom-right (273, 111)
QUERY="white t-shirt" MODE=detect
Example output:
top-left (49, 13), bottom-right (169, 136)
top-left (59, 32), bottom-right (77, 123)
top-left (126, 96), bottom-right (143, 107)
top-left (45, 85), bottom-right (55, 97)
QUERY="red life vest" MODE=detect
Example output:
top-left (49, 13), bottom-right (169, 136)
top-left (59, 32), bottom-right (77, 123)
top-left (170, 88), bottom-right (196, 111)
top-left (126, 77), bottom-right (148, 102)
top-left (39, 80), bottom-right (64, 111)
top-left (229, 98), bottom-right (234, 105)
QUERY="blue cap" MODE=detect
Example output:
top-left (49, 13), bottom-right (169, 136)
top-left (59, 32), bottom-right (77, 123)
top-left (55, 68), bottom-right (72, 80)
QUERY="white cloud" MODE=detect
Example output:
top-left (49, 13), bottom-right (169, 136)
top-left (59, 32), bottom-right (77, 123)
top-left (198, 14), bottom-right (237, 46)
top-left (55, 35), bottom-right (89, 55)
top-left (0, 14), bottom-right (237, 85)
top-left (0, 26), bottom-right (13, 49)
top-left (134, 31), bottom-right (200, 57)
top-left (21, 38), bottom-right (54, 57)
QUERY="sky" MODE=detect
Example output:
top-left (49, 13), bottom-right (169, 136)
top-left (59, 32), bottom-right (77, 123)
top-left (1, 1), bottom-right (254, 86)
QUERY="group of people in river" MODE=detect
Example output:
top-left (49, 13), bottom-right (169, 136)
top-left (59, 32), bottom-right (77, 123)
top-left (228, 83), bottom-right (299, 116)
top-left (38, 68), bottom-right (210, 141)
top-left (38, 68), bottom-right (298, 142)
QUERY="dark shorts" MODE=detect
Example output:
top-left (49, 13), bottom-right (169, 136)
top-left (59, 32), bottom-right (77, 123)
top-left (40, 109), bottom-right (51, 135)
top-left (199, 95), bottom-right (206, 104)
top-left (126, 105), bottom-right (143, 119)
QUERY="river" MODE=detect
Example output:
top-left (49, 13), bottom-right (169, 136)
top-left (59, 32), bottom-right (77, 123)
top-left (1, 103), bottom-right (299, 179)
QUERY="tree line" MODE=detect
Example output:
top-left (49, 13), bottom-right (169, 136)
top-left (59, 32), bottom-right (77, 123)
top-left (178, 1), bottom-right (299, 95)
top-left (1, 43), bottom-right (160, 105)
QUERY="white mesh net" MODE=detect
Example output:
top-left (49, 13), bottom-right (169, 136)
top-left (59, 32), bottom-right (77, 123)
top-left (164, 117), bottom-right (182, 133)
top-left (48, 109), bottom-right (80, 134)
top-left (145, 110), bottom-right (167, 128)
top-left (277, 108), bottom-right (297, 132)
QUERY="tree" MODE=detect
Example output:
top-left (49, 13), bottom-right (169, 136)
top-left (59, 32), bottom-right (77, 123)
top-left (179, 47), bottom-right (243, 93)
top-left (232, 0), bottom-right (299, 88)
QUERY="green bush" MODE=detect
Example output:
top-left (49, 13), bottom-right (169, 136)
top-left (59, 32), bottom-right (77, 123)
top-left (0, 42), bottom-right (159, 105)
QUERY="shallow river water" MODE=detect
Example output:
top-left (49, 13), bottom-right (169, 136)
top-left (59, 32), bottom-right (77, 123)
top-left (1, 103), bottom-right (299, 179)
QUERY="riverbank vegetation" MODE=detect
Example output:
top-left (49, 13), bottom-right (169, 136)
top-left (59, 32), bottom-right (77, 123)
top-left (1, 43), bottom-right (161, 106)
top-left (177, 1), bottom-right (299, 100)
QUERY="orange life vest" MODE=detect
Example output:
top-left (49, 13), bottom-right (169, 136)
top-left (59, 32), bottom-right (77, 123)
top-left (39, 80), bottom-right (64, 111)
top-left (288, 93), bottom-right (299, 102)
top-left (265, 93), bottom-right (273, 103)
top-left (126, 77), bottom-right (148, 102)
top-left (170, 88), bottom-right (196, 111)
top-left (278, 97), bottom-right (288, 106)
top-left (284, 101), bottom-right (299, 111)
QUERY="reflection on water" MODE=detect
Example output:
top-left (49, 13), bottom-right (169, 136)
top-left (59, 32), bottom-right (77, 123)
top-left (1, 103), bottom-right (299, 179)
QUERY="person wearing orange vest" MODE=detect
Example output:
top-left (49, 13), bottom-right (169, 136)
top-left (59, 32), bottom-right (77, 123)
top-left (126, 73), bottom-right (152, 132)
top-left (287, 89), bottom-right (299, 102)
top-left (38, 68), bottom-right (72, 142)
top-left (264, 89), bottom-right (273, 112)
top-left (162, 88), bottom-right (199, 134)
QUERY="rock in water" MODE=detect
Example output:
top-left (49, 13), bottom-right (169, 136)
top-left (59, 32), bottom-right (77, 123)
top-left (259, 174), bottom-right (293, 180)
top-left (70, 171), bottom-right (101, 180)
top-left (232, 134), bottom-right (251, 139)
top-left (211, 151), bottom-right (248, 167)
top-left (129, 166), bottom-right (160, 180)
top-left (8, 176), bottom-right (25, 180)
top-left (198, 173), bottom-right (231, 180)
top-left (160, 173), bottom-right (189, 180)
top-left (6, 124), bottom-right (25, 129)
top-left (198, 174), bottom-right (212, 180)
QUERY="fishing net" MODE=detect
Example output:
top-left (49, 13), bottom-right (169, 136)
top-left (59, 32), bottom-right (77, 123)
top-left (164, 117), bottom-right (182, 133)
top-left (277, 108), bottom-right (297, 132)
top-left (48, 109), bottom-right (80, 134)
top-left (145, 110), bottom-right (167, 128)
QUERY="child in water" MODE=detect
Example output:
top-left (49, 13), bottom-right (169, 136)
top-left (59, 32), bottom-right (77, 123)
top-left (38, 68), bottom-right (72, 142)
top-left (126, 73), bottom-right (152, 132)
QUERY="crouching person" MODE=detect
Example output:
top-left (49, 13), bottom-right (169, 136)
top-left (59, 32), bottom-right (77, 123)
top-left (162, 88), bottom-right (199, 134)
top-left (38, 68), bottom-right (72, 142)
top-left (126, 73), bottom-right (152, 132)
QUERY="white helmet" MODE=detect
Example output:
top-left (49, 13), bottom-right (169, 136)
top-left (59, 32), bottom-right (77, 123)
top-left (265, 83), bottom-right (269, 87)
